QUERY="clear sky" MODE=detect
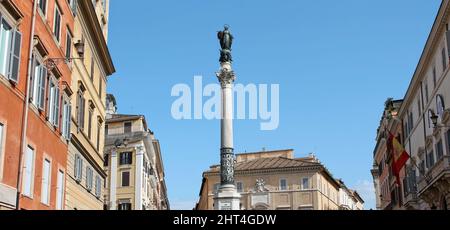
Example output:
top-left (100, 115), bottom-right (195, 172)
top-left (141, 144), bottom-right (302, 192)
top-left (107, 0), bottom-right (442, 210)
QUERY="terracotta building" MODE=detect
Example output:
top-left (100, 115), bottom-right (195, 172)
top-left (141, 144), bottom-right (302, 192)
top-left (196, 149), bottom-right (364, 210)
top-left (0, 0), bottom-right (75, 210)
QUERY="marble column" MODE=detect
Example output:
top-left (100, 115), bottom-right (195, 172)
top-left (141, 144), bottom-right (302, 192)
top-left (213, 62), bottom-right (241, 210)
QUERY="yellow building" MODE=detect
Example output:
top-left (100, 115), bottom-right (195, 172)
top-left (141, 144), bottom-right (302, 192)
top-left (103, 95), bottom-right (169, 210)
top-left (196, 150), bottom-right (363, 210)
top-left (65, 0), bottom-right (115, 210)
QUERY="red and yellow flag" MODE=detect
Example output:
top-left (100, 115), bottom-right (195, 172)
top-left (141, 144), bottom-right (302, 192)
top-left (387, 133), bottom-right (410, 185)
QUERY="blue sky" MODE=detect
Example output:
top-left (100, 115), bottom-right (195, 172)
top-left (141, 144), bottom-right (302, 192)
top-left (107, 0), bottom-right (442, 210)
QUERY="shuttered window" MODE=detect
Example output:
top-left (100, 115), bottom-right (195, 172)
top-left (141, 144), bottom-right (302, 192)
top-left (48, 78), bottom-right (60, 127)
top-left (41, 159), bottom-right (51, 205)
top-left (62, 98), bottom-right (71, 140)
top-left (23, 146), bottom-right (35, 197)
top-left (74, 154), bottom-right (83, 182)
top-left (0, 16), bottom-right (22, 83)
top-left (95, 175), bottom-right (101, 198)
top-left (53, 5), bottom-right (62, 43)
top-left (86, 166), bottom-right (93, 191)
top-left (56, 170), bottom-right (65, 210)
top-left (31, 57), bottom-right (47, 110)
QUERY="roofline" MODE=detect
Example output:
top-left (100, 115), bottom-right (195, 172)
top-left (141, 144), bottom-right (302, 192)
top-left (236, 149), bottom-right (294, 156)
top-left (106, 114), bottom-right (144, 123)
top-left (398, 1), bottom-right (448, 115)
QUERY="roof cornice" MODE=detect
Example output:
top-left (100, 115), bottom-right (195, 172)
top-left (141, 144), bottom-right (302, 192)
top-left (79, 0), bottom-right (115, 75)
top-left (399, 1), bottom-right (449, 115)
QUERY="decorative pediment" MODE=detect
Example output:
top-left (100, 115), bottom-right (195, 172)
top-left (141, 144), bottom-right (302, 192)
top-left (62, 81), bottom-right (73, 96)
top-left (1, 0), bottom-right (24, 22)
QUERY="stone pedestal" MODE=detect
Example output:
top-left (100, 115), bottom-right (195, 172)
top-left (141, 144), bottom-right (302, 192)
top-left (214, 184), bottom-right (241, 210)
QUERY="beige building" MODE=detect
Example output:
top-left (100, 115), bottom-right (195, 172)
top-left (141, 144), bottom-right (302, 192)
top-left (103, 95), bottom-right (169, 210)
top-left (372, 0), bottom-right (450, 210)
top-left (196, 149), bottom-right (363, 210)
top-left (65, 0), bottom-right (115, 210)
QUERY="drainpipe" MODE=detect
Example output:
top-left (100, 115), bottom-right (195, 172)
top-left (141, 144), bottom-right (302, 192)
top-left (16, 0), bottom-right (38, 210)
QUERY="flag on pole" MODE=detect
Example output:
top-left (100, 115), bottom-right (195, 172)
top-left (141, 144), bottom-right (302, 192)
top-left (387, 133), bottom-right (410, 185)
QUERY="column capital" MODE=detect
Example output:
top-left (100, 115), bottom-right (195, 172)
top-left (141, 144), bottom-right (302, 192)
top-left (216, 68), bottom-right (235, 87)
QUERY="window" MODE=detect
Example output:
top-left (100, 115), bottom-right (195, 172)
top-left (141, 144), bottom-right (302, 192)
top-left (105, 124), bottom-right (108, 136)
top-left (31, 57), bottom-right (47, 110)
top-left (236, 182), bottom-right (243, 193)
top-left (88, 108), bottom-right (93, 139)
top-left (56, 170), bottom-right (64, 210)
top-left (121, 171), bottom-right (130, 187)
top-left (96, 121), bottom-right (101, 151)
top-left (98, 77), bottom-right (102, 97)
top-left (436, 140), bottom-right (444, 161)
top-left (426, 151), bottom-right (435, 169)
top-left (425, 83), bottom-right (429, 104)
top-left (103, 154), bottom-right (109, 167)
top-left (102, 0), bottom-right (107, 12)
top-left (41, 159), bottom-right (51, 205)
top-left (124, 122), bottom-right (132, 133)
top-left (90, 56), bottom-right (95, 80)
top-left (38, 0), bottom-right (47, 15)
top-left (442, 47), bottom-right (448, 71)
top-left (119, 152), bottom-right (132, 165)
top-left (279, 179), bottom-right (287, 191)
top-left (74, 154), bottom-right (83, 182)
top-left (302, 178), bottom-right (310, 190)
top-left (23, 146), bottom-right (35, 197)
top-left (48, 77), bottom-right (60, 127)
top-left (417, 99), bottom-right (422, 116)
top-left (433, 67), bottom-right (437, 88)
top-left (437, 95), bottom-right (445, 117)
top-left (95, 175), bottom-right (101, 198)
top-left (428, 110), bottom-right (434, 129)
top-left (0, 15), bottom-right (22, 83)
top-left (76, 90), bottom-right (85, 130)
top-left (68, 0), bottom-right (77, 15)
top-left (61, 98), bottom-right (71, 140)
top-left (86, 166), bottom-right (93, 191)
top-left (66, 30), bottom-right (72, 60)
top-left (447, 130), bottom-right (450, 156)
top-left (118, 202), bottom-right (132, 211)
top-left (53, 5), bottom-right (62, 43)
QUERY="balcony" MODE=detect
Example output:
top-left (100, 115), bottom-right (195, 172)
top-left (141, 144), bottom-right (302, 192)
top-left (418, 155), bottom-right (450, 194)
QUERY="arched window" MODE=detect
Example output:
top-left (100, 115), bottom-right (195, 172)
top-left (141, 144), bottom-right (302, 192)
top-left (436, 95), bottom-right (445, 116)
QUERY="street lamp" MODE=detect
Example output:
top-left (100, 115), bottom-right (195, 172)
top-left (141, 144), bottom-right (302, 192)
top-left (430, 111), bottom-right (450, 128)
top-left (44, 39), bottom-right (85, 72)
